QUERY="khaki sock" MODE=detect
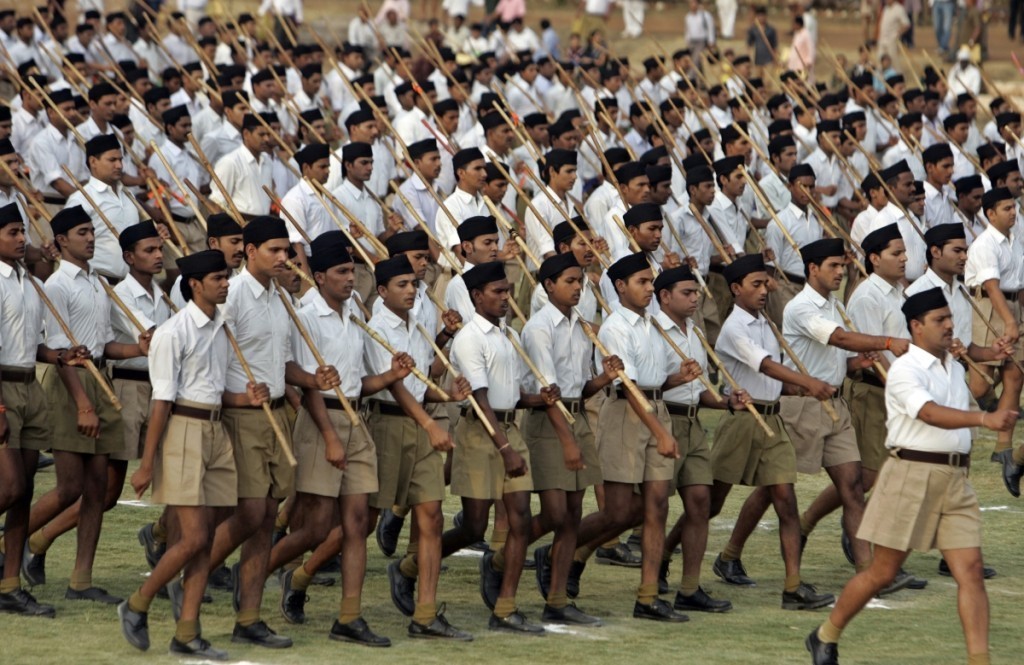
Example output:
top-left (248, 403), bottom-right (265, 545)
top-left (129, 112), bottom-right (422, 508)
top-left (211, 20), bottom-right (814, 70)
top-left (492, 548), bottom-right (506, 572)
top-left (399, 553), bottom-right (419, 579)
top-left (631, 526), bottom-right (642, 538)
top-left (490, 527), bottom-right (509, 552)
top-left (392, 504), bottom-right (410, 519)
top-left (661, 546), bottom-right (673, 563)
top-left (152, 520), bottom-right (168, 544)
top-left (636, 582), bottom-right (659, 605)
top-left (1012, 445), bottom-right (1024, 466)
top-left (236, 608), bottom-right (260, 627)
top-left (175, 618), bottom-right (199, 644)
top-left (721, 542), bottom-right (743, 562)
top-left (128, 589), bottom-right (154, 614)
top-left (799, 514), bottom-right (816, 537)
top-left (338, 596), bottom-right (361, 624)
top-left (967, 653), bottom-right (991, 665)
top-left (600, 537), bottom-right (618, 549)
top-left (855, 561), bottom-right (871, 573)
top-left (0, 538), bottom-right (5, 554)
top-left (274, 511), bottom-right (289, 532)
top-left (291, 563), bottom-right (313, 591)
top-left (412, 601), bottom-right (437, 626)
top-left (547, 590), bottom-right (568, 609)
top-left (784, 574), bottom-right (802, 593)
top-left (493, 596), bottom-right (516, 619)
top-left (573, 544), bottom-right (595, 563)
top-left (818, 618), bottom-right (843, 644)
top-left (0, 577), bottom-right (20, 594)
top-left (28, 530), bottom-right (52, 555)
top-left (679, 575), bottom-right (700, 597)
top-left (69, 570), bottom-right (92, 591)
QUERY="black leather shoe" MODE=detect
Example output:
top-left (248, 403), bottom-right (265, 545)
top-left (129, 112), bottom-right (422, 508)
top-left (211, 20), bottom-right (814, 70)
top-left (376, 509), bottom-right (405, 558)
top-left (625, 532), bottom-right (642, 554)
top-left (938, 557), bottom-right (997, 579)
top-left (566, 560), bottom-right (586, 599)
top-left (595, 542), bottom-right (641, 567)
top-left (479, 550), bottom-right (503, 610)
top-left (805, 628), bottom-right (840, 665)
top-left (21, 543), bottom-right (45, 587)
top-left (36, 454), bottom-right (54, 470)
top-left (317, 556), bottom-right (341, 574)
top-left (995, 449), bottom-right (1023, 497)
top-left (542, 602), bottom-right (603, 626)
top-left (840, 529), bottom-right (855, 567)
top-left (903, 569), bottom-right (928, 590)
top-left (0, 588), bottom-right (55, 617)
top-left (117, 601), bottom-right (149, 651)
top-left (279, 567), bottom-right (308, 624)
top-left (877, 569), bottom-right (914, 597)
top-left (453, 510), bottom-right (489, 551)
top-left (712, 553), bottom-right (756, 586)
top-left (799, 533), bottom-right (808, 557)
top-left (328, 617), bottom-right (392, 647)
top-left (167, 578), bottom-right (183, 621)
top-left (673, 586), bottom-right (733, 613)
top-left (230, 562), bottom-right (241, 613)
top-left (658, 559), bottom-right (670, 595)
top-left (408, 604), bottom-right (473, 641)
top-left (137, 523), bottom-right (166, 570)
top-left (533, 545), bottom-right (552, 600)
top-left (781, 583), bottom-right (834, 610)
top-left (207, 565), bottom-right (232, 591)
top-left (633, 597), bottom-right (689, 622)
top-left (387, 560), bottom-right (415, 617)
top-left (169, 636), bottom-right (228, 660)
top-left (231, 620), bottom-right (293, 648)
top-left (65, 586), bottom-right (123, 604)
top-left (488, 609), bottom-right (545, 634)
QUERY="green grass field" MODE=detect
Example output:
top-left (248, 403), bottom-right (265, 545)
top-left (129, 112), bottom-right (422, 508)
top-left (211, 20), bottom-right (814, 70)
top-left (4, 408), bottom-right (1022, 665)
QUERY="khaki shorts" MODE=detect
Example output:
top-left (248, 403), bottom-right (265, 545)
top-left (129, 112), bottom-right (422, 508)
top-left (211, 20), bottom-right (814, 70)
top-left (41, 364), bottom-right (123, 456)
top-left (707, 272), bottom-right (734, 333)
top-left (173, 219), bottom-right (208, 255)
top-left (110, 377), bottom-right (152, 462)
top-left (451, 412), bottom-right (532, 500)
top-left (0, 375), bottom-right (50, 451)
top-left (764, 275), bottom-right (802, 330)
top-left (972, 295), bottom-right (1024, 364)
top-left (354, 263), bottom-right (376, 308)
top-left (293, 406), bottom-right (378, 498)
top-left (152, 408), bottom-right (237, 507)
top-left (711, 410), bottom-right (796, 486)
top-left (696, 287), bottom-right (723, 347)
top-left (368, 408), bottom-right (445, 509)
top-left (523, 406), bottom-right (602, 492)
top-left (595, 394), bottom-right (675, 484)
top-left (858, 454), bottom-right (981, 552)
top-left (846, 378), bottom-right (888, 471)
top-left (670, 412), bottom-right (713, 488)
top-left (782, 395), bottom-right (860, 475)
top-left (222, 404), bottom-right (296, 500)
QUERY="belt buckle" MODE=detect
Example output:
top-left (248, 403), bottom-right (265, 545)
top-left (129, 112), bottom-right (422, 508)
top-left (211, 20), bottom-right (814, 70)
top-left (208, 407), bottom-right (222, 422)
top-left (948, 452), bottom-right (961, 467)
top-left (565, 400), bottom-right (580, 415)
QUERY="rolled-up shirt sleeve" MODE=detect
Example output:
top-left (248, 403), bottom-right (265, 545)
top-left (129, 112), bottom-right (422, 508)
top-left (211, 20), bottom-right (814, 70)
top-left (148, 326), bottom-right (179, 401)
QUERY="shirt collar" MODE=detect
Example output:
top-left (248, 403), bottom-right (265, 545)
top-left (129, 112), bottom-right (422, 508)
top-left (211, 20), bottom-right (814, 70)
top-left (343, 179), bottom-right (366, 199)
top-left (57, 259), bottom-right (91, 280)
top-left (617, 306), bottom-right (647, 327)
top-left (123, 273), bottom-right (156, 300)
top-left (868, 272), bottom-right (901, 296)
top-left (731, 304), bottom-right (762, 327)
top-left (906, 342), bottom-right (949, 370)
top-left (0, 260), bottom-right (18, 279)
top-left (239, 267), bottom-right (271, 299)
top-left (470, 311), bottom-right (505, 334)
top-left (186, 299), bottom-right (223, 329)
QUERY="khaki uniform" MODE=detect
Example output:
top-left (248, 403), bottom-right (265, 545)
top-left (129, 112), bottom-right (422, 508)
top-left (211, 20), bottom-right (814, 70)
top-left (451, 410), bottom-right (533, 499)
top-left (0, 369), bottom-right (50, 451)
top-left (669, 409), bottom-right (713, 487)
top-left (784, 395), bottom-right (860, 475)
top-left (367, 403), bottom-right (445, 509)
top-left (523, 404), bottom-right (602, 492)
top-left (152, 404), bottom-right (237, 507)
top-left (222, 404), bottom-right (296, 500)
top-left (712, 409), bottom-right (796, 486)
top-left (41, 364), bottom-right (123, 456)
top-left (293, 404), bottom-right (378, 498)
top-left (110, 376), bottom-right (152, 462)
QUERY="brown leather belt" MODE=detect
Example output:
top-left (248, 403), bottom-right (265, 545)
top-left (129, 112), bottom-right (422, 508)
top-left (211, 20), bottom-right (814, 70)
top-left (972, 286), bottom-right (1020, 300)
top-left (369, 400), bottom-right (408, 417)
top-left (112, 367), bottom-right (150, 382)
top-left (171, 403), bottom-right (222, 422)
top-left (0, 367), bottom-right (35, 383)
top-left (43, 195), bottom-right (66, 205)
top-left (895, 448), bottom-right (970, 468)
top-left (750, 400), bottom-right (781, 416)
top-left (859, 371), bottom-right (885, 389)
top-left (235, 396), bottom-right (286, 410)
top-left (770, 267), bottom-right (805, 285)
top-left (461, 406), bottom-right (516, 425)
top-left (665, 402), bottom-right (699, 418)
top-left (171, 213), bottom-right (196, 223)
top-left (529, 398), bottom-right (582, 415)
top-left (324, 396), bottom-right (361, 412)
top-left (615, 386), bottom-right (663, 400)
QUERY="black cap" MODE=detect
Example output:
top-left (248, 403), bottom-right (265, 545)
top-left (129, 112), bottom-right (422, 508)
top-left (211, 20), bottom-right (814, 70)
top-left (374, 254), bottom-right (415, 285)
top-left (543, 148), bottom-right (577, 172)
top-left (177, 249), bottom-right (227, 276)
top-left (816, 119), bottom-right (841, 134)
top-left (943, 112), bottom-right (969, 130)
top-left (996, 112), bottom-right (1021, 129)
top-left (294, 143), bottom-right (330, 167)
top-left (206, 212), bottom-right (242, 238)
top-left (713, 156), bottom-right (744, 180)
top-left (462, 260), bottom-right (506, 291)
top-left (0, 201), bottom-right (22, 228)
top-left (345, 108), bottom-right (375, 128)
top-left (623, 203), bottom-right (662, 227)
top-left (484, 162), bottom-right (508, 183)
top-left (607, 252), bottom-right (652, 283)
top-left (457, 215), bottom-right (498, 242)
top-left (982, 187), bottom-right (1015, 211)
top-left (788, 163), bottom-right (816, 183)
top-left (861, 223), bottom-right (903, 256)
top-left (768, 135), bottom-right (796, 157)
top-left (686, 165), bottom-right (714, 186)
top-left (161, 104), bottom-right (190, 126)
top-left (537, 252), bottom-right (580, 284)
top-left (50, 205), bottom-right (91, 237)
top-left (522, 112), bottom-right (548, 128)
top-left (118, 221), bottom-right (160, 252)
top-left (481, 112), bottom-right (509, 132)
top-left (85, 133), bottom-right (121, 159)
top-left (954, 175), bottom-right (983, 195)
top-left (898, 112), bottom-right (923, 128)
top-left (614, 161), bottom-right (646, 184)
top-left (924, 223), bottom-right (966, 248)
top-left (800, 238), bottom-right (845, 264)
top-left (408, 138), bottom-right (439, 159)
top-left (647, 164), bottom-right (672, 187)
top-left (453, 147), bottom-right (484, 171)
top-left (723, 253), bottom-right (766, 285)
top-left (922, 143), bottom-right (953, 165)
top-left (309, 230), bottom-right (353, 273)
top-left (342, 141), bottom-right (373, 163)
top-left (242, 215), bottom-right (288, 247)
top-left (901, 286), bottom-right (948, 320)
top-left (881, 160), bottom-right (912, 182)
top-left (987, 160), bottom-right (1020, 182)
top-left (553, 217), bottom-right (587, 247)
top-left (653, 265), bottom-right (697, 294)
top-left (385, 230), bottom-right (429, 254)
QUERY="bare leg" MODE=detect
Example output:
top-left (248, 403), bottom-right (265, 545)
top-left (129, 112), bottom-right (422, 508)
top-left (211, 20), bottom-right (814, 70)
top-left (941, 547), bottom-right (990, 658)
top-left (768, 484), bottom-right (802, 579)
top-left (639, 480), bottom-right (670, 589)
top-left (827, 545), bottom-right (908, 629)
top-left (725, 486), bottom-right (773, 555)
top-left (266, 494), bottom-right (333, 575)
top-left (824, 461), bottom-right (871, 566)
top-left (1, 448), bottom-right (37, 580)
top-left (338, 493), bottom-right (370, 609)
top-left (237, 497), bottom-right (278, 613)
top-left (411, 501), bottom-right (443, 607)
top-left (27, 451), bottom-right (86, 535)
top-left (679, 484), bottom-right (711, 581)
top-left (495, 491), bottom-right (530, 602)
top-left (72, 453), bottom-right (110, 579)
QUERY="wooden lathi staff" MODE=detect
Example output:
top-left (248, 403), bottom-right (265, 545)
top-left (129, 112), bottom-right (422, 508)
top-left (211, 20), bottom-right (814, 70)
top-left (649, 317), bottom-right (723, 401)
top-left (764, 315), bottom-right (839, 422)
top-left (575, 310), bottom-right (655, 413)
top-left (689, 324), bottom-right (775, 436)
top-left (349, 314), bottom-right (450, 401)
top-left (958, 283), bottom-right (1024, 376)
top-left (414, 321), bottom-right (495, 437)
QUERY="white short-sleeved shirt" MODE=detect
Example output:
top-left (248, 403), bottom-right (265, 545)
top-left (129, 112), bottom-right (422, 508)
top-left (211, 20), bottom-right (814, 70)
top-left (847, 273), bottom-right (908, 365)
top-left (708, 191), bottom-right (747, 255)
top-left (210, 145), bottom-right (273, 217)
top-left (597, 307), bottom-right (668, 388)
top-left (450, 312), bottom-right (527, 411)
top-left (434, 187), bottom-right (487, 269)
top-left (280, 179), bottom-right (341, 254)
top-left (765, 203), bottom-right (825, 276)
top-left (147, 140), bottom-right (209, 220)
top-left (923, 180), bottom-right (955, 229)
top-left (964, 224), bottom-right (1024, 291)
top-left (656, 311), bottom-right (706, 405)
top-left (0, 262), bottom-right (44, 368)
top-left (863, 202), bottom-right (928, 281)
top-left (293, 291), bottom-right (366, 400)
top-left (111, 275), bottom-right (171, 371)
top-left (782, 284), bottom-right (854, 386)
top-left (521, 302), bottom-right (593, 399)
top-left (525, 186), bottom-right (572, 260)
top-left (43, 260), bottom-right (114, 359)
top-left (885, 344), bottom-right (971, 454)
top-left (906, 268), bottom-right (972, 346)
top-left (530, 276), bottom-right (599, 323)
top-left (715, 305), bottom-right (782, 402)
top-left (65, 177), bottom-right (141, 280)
top-left (222, 269), bottom-right (293, 398)
top-left (148, 301), bottom-right (228, 406)
top-left (365, 303), bottom-right (434, 404)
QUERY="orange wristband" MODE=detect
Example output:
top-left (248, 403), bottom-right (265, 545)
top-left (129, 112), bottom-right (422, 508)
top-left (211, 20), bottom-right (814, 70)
top-left (885, 337), bottom-right (893, 351)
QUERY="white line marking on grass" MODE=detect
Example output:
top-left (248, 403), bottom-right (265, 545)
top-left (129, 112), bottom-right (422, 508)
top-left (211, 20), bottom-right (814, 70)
top-left (865, 599), bottom-right (893, 609)
top-left (452, 549), bottom-right (485, 558)
top-left (543, 624), bottom-right (609, 639)
top-left (117, 499), bottom-right (152, 507)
